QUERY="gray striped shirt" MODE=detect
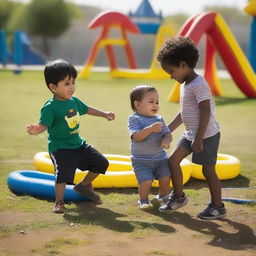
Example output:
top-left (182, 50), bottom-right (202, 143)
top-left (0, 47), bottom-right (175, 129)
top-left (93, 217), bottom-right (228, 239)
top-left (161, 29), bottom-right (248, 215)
top-left (128, 113), bottom-right (170, 160)
top-left (180, 75), bottom-right (219, 141)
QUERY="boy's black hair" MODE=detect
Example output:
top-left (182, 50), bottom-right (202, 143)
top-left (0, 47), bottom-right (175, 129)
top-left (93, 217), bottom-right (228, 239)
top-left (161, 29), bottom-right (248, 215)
top-left (44, 59), bottom-right (77, 90)
top-left (130, 85), bottom-right (157, 111)
top-left (157, 36), bottom-right (199, 68)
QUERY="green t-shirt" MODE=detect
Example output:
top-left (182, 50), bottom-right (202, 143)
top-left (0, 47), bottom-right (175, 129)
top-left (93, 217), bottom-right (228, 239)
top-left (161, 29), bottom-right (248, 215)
top-left (39, 96), bottom-right (88, 153)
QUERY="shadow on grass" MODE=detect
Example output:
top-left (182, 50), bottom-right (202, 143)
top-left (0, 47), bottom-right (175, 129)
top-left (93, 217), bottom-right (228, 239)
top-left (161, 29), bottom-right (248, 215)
top-left (214, 97), bottom-right (252, 106)
top-left (146, 210), bottom-right (256, 250)
top-left (95, 188), bottom-right (138, 195)
top-left (63, 202), bottom-right (175, 234)
top-left (184, 175), bottom-right (250, 190)
top-left (95, 175), bottom-right (250, 195)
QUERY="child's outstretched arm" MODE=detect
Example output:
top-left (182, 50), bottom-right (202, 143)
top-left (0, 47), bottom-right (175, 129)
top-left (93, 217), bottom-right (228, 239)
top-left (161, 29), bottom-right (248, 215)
top-left (168, 112), bottom-right (182, 132)
top-left (87, 107), bottom-right (115, 121)
top-left (162, 132), bottom-right (172, 149)
top-left (132, 122), bottom-right (163, 141)
top-left (27, 123), bottom-right (47, 135)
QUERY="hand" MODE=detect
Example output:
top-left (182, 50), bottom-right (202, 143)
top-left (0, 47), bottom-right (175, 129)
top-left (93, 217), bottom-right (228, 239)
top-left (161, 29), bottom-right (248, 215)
top-left (162, 140), bottom-right (170, 149)
top-left (26, 123), bottom-right (47, 135)
top-left (26, 124), bottom-right (41, 135)
top-left (150, 122), bottom-right (163, 133)
top-left (191, 139), bottom-right (203, 153)
top-left (104, 112), bottom-right (115, 121)
top-left (161, 135), bottom-right (172, 149)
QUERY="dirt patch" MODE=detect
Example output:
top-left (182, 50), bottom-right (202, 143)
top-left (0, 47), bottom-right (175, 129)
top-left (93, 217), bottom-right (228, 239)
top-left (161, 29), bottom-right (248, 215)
top-left (0, 202), bottom-right (255, 256)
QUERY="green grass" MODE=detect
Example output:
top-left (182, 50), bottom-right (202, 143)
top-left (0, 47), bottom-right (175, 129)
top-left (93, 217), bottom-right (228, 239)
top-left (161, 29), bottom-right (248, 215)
top-left (0, 70), bottom-right (256, 255)
top-left (1, 70), bottom-right (255, 177)
top-left (0, 70), bottom-right (256, 215)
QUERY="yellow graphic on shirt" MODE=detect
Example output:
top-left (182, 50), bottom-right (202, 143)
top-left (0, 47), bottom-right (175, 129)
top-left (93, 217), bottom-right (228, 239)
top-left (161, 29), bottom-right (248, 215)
top-left (65, 109), bottom-right (80, 129)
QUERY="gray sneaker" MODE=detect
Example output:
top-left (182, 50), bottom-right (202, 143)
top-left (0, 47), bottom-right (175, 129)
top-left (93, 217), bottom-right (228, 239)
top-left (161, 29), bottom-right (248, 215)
top-left (150, 194), bottom-right (170, 208)
top-left (159, 192), bottom-right (188, 213)
top-left (74, 183), bottom-right (101, 203)
top-left (197, 203), bottom-right (226, 220)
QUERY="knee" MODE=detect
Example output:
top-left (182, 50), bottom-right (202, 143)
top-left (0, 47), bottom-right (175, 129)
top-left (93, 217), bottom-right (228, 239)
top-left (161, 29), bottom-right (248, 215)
top-left (202, 165), bottom-right (216, 179)
top-left (98, 157), bottom-right (109, 173)
top-left (169, 155), bottom-right (181, 167)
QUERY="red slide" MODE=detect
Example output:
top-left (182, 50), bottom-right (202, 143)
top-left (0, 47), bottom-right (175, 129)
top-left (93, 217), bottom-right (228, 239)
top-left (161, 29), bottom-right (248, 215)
top-left (177, 12), bottom-right (256, 98)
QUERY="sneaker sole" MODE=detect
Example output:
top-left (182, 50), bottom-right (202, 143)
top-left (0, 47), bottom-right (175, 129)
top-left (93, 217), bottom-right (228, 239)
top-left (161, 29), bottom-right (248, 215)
top-left (53, 209), bottom-right (65, 214)
top-left (159, 197), bottom-right (189, 213)
top-left (53, 207), bottom-right (65, 214)
top-left (74, 187), bottom-right (101, 203)
top-left (197, 213), bottom-right (226, 220)
top-left (139, 205), bottom-right (152, 210)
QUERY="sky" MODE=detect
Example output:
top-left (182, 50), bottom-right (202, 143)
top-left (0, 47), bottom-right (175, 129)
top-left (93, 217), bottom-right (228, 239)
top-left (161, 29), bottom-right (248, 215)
top-left (15, 0), bottom-right (248, 16)
top-left (69, 0), bottom-right (248, 16)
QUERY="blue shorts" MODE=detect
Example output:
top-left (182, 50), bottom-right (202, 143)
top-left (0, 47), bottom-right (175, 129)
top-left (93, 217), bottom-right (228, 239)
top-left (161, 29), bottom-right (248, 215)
top-left (177, 132), bottom-right (220, 165)
top-left (131, 159), bottom-right (171, 184)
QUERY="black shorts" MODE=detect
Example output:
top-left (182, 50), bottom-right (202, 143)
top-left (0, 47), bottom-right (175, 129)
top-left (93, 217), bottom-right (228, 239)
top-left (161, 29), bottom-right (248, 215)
top-left (177, 132), bottom-right (220, 165)
top-left (50, 143), bottom-right (109, 184)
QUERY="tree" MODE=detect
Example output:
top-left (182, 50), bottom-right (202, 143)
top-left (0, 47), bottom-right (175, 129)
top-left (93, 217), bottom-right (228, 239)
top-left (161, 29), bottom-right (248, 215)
top-left (24, 0), bottom-right (78, 56)
top-left (0, 0), bottom-right (15, 29)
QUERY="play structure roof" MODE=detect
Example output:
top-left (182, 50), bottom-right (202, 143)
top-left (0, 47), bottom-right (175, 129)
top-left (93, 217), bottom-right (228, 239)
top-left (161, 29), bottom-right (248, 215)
top-left (129, 0), bottom-right (162, 18)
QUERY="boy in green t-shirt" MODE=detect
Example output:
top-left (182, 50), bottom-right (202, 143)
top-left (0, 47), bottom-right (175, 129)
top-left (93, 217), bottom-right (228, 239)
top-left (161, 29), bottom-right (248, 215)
top-left (27, 59), bottom-right (115, 213)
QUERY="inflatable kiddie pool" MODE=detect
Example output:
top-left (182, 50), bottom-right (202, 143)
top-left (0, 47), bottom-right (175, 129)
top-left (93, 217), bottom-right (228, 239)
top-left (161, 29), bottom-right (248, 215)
top-left (33, 152), bottom-right (132, 174)
top-left (7, 170), bottom-right (90, 202)
top-left (33, 152), bottom-right (192, 188)
top-left (191, 153), bottom-right (241, 180)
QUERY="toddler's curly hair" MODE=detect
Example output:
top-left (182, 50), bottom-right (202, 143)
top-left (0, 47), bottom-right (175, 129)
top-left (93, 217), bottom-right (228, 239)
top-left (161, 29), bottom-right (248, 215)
top-left (157, 37), bottom-right (199, 68)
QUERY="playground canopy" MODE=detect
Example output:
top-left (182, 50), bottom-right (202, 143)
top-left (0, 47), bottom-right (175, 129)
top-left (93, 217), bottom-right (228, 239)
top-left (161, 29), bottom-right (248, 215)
top-left (129, 0), bottom-right (162, 34)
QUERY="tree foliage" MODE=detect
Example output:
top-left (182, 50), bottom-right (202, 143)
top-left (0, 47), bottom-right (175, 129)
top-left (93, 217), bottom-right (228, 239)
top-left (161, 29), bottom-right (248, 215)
top-left (25, 0), bottom-right (71, 37)
top-left (24, 0), bottom-right (82, 56)
top-left (0, 0), bottom-right (17, 29)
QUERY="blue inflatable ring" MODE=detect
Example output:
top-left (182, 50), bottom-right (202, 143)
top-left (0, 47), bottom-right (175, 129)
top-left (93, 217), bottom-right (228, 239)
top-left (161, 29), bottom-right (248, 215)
top-left (7, 170), bottom-right (90, 202)
top-left (222, 197), bottom-right (256, 204)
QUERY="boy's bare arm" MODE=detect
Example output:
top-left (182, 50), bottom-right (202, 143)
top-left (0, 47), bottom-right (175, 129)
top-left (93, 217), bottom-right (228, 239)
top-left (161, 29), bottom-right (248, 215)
top-left (168, 112), bottom-right (182, 132)
top-left (161, 132), bottom-right (172, 149)
top-left (87, 107), bottom-right (115, 121)
top-left (192, 99), bottom-right (210, 152)
top-left (27, 123), bottom-right (47, 135)
top-left (132, 122), bottom-right (163, 141)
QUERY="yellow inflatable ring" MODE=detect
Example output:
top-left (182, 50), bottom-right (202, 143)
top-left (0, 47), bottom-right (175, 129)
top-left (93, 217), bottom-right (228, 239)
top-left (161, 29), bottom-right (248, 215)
top-left (33, 152), bottom-right (132, 173)
top-left (73, 158), bottom-right (192, 188)
top-left (33, 152), bottom-right (192, 188)
top-left (191, 153), bottom-right (241, 180)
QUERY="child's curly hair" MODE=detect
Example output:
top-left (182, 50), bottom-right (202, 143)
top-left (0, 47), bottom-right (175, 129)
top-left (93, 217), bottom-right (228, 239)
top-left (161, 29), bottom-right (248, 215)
top-left (157, 36), bottom-right (199, 68)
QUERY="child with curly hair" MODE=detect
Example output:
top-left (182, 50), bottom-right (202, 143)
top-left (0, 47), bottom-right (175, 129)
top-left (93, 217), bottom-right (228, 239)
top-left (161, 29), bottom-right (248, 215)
top-left (157, 37), bottom-right (226, 220)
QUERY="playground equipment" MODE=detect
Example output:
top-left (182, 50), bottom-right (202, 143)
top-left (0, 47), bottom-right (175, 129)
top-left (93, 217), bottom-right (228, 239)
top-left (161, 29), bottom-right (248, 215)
top-left (78, 10), bottom-right (174, 79)
top-left (0, 30), bottom-right (9, 65)
top-left (244, 0), bottom-right (256, 72)
top-left (168, 11), bottom-right (256, 102)
top-left (129, 0), bottom-right (162, 34)
top-left (79, 8), bottom-right (256, 100)
top-left (78, 11), bottom-right (140, 79)
top-left (0, 30), bottom-right (45, 73)
top-left (111, 24), bottom-right (175, 79)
